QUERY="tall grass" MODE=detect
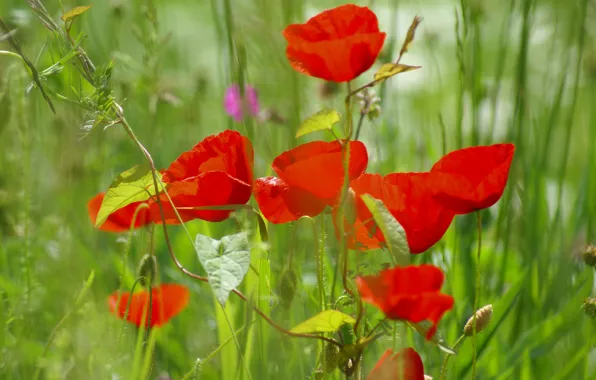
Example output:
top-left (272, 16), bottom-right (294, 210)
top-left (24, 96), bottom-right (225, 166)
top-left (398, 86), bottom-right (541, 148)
top-left (0, 0), bottom-right (594, 379)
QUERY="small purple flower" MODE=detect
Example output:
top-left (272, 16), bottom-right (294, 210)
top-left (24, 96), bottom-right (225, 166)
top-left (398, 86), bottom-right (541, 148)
top-left (224, 84), bottom-right (260, 122)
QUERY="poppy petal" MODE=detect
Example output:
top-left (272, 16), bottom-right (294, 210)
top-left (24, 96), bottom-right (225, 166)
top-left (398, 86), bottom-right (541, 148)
top-left (283, 4), bottom-right (386, 82)
top-left (383, 173), bottom-right (455, 253)
top-left (149, 171), bottom-right (252, 224)
top-left (430, 143), bottom-right (515, 214)
top-left (368, 348), bottom-right (425, 380)
top-left (162, 130), bottom-right (253, 187)
top-left (87, 192), bottom-right (151, 233)
top-left (108, 283), bottom-right (190, 328)
top-left (273, 140), bottom-right (368, 203)
top-left (254, 177), bottom-right (327, 224)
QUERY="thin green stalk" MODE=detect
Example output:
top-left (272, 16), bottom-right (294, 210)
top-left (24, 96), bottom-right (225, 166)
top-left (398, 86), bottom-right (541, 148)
top-left (471, 211), bottom-right (482, 379)
top-left (439, 335), bottom-right (465, 380)
top-left (220, 304), bottom-right (253, 380)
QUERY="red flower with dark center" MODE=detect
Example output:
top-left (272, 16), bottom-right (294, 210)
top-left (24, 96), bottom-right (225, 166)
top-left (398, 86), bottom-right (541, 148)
top-left (87, 192), bottom-right (151, 233)
top-left (254, 140), bottom-right (368, 223)
top-left (356, 265), bottom-right (454, 339)
top-left (283, 4), bottom-right (386, 82)
top-left (108, 283), bottom-right (190, 328)
top-left (88, 130), bottom-right (253, 232)
top-left (430, 143), bottom-right (515, 214)
top-left (382, 173), bottom-right (455, 253)
top-left (367, 348), bottom-right (424, 380)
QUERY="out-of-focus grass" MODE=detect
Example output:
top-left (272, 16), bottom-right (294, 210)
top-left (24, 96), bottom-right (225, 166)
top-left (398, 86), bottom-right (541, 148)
top-left (0, 0), bottom-right (594, 379)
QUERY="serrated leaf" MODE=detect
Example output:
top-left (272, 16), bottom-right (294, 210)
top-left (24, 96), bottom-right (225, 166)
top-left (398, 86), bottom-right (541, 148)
top-left (61, 5), bottom-right (93, 23)
top-left (195, 232), bottom-right (250, 306)
top-left (295, 109), bottom-right (340, 138)
top-left (373, 63), bottom-right (421, 83)
top-left (290, 310), bottom-right (356, 334)
top-left (95, 164), bottom-right (162, 228)
top-left (361, 195), bottom-right (410, 265)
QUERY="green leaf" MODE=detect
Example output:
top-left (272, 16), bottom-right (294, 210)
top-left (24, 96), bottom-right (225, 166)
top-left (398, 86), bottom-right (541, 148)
top-left (407, 321), bottom-right (456, 355)
top-left (195, 232), bottom-right (251, 306)
top-left (361, 195), bottom-right (410, 265)
top-left (373, 63), bottom-right (421, 83)
top-left (95, 164), bottom-right (162, 228)
top-left (290, 310), bottom-right (356, 334)
top-left (61, 5), bottom-right (93, 23)
top-left (295, 109), bottom-right (340, 138)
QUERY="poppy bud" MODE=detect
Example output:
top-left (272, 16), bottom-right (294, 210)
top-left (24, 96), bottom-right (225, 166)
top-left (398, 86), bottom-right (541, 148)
top-left (463, 304), bottom-right (493, 336)
top-left (278, 270), bottom-right (298, 309)
top-left (582, 297), bottom-right (596, 319)
top-left (323, 342), bottom-right (340, 373)
top-left (582, 245), bottom-right (596, 267)
top-left (137, 254), bottom-right (157, 287)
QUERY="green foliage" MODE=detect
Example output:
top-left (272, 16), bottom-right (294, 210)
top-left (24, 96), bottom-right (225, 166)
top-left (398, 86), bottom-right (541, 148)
top-left (289, 310), bottom-right (356, 334)
top-left (295, 108), bottom-right (341, 138)
top-left (195, 232), bottom-right (251, 306)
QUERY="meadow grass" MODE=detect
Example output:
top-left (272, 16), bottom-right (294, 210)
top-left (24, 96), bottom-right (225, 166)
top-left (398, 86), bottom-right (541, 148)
top-left (0, 0), bottom-right (594, 379)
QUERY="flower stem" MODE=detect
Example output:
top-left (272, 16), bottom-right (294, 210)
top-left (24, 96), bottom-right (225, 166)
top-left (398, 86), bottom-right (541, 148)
top-left (439, 335), bottom-right (465, 380)
top-left (471, 211), bottom-right (483, 379)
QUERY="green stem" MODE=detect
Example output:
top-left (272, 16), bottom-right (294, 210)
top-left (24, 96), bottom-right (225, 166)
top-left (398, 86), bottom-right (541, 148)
top-left (471, 211), bottom-right (482, 379)
top-left (439, 335), bottom-right (465, 380)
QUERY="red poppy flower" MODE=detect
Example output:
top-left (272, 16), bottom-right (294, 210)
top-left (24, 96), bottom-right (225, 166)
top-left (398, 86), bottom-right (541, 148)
top-left (430, 143), bottom-right (515, 214)
top-left (254, 140), bottom-right (368, 223)
top-left (283, 4), bottom-right (386, 82)
top-left (88, 130), bottom-right (254, 231)
top-left (87, 192), bottom-right (151, 233)
top-left (367, 348), bottom-right (424, 380)
top-left (356, 265), bottom-right (454, 339)
top-left (333, 173), bottom-right (385, 251)
top-left (108, 283), bottom-right (190, 328)
top-left (382, 173), bottom-right (455, 254)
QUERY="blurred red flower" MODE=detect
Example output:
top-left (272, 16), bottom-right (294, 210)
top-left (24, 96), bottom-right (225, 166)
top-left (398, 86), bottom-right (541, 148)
top-left (254, 140), bottom-right (368, 223)
top-left (430, 143), bottom-right (515, 214)
top-left (87, 193), bottom-right (151, 233)
top-left (108, 283), bottom-right (190, 328)
top-left (356, 265), bottom-right (454, 339)
top-left (335, 172), bottom-right (454, 254)
top-left (367, 348), bottom-right (424, 380)
top-left (283, 4), bottom-right (386, 82)
top-left (88, 130), bottom-right (253, 232)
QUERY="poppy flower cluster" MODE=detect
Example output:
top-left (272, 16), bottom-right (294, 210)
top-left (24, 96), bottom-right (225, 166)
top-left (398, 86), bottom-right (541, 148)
top-left (88, 129), bottom-right (254, 232)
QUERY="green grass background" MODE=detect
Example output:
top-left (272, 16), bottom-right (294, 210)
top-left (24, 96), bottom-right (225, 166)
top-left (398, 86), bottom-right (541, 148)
top-left (0, 0), bottom-right (595, 379)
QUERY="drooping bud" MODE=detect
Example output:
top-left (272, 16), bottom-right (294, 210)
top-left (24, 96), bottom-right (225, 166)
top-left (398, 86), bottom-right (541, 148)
top-left (137, 254), bottom-right (157, 287)
top-left (582, 245), bottom-right (596, 267)
top-left (582, 297), bottom-right (596, 319)
top-left (278, 269), bottom-right (298, 309)
top-left (463, 304), bottom-right (493, 336)
top-left (323, 342), bottom-right (340, 373)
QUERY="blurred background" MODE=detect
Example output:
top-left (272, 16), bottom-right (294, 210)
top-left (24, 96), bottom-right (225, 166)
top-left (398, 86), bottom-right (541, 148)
top-left (0, 0), bottom-right (595, 379)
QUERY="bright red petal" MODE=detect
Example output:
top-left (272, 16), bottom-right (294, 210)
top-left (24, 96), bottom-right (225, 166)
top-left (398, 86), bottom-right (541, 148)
top-left (356, 265), bottom-right (454, 340)
top-left (283, 4), bottom-right (386, 82)
top-left (108, 284), bottom-right (190, 328)
top-left (273, 140), bottom-right (368, 203)
top-left (162, 130), bottom-right (253, 186)
top-left (87, 192), bottom-right (151, 233)
top-left (368, 348), bottom-right (425, 380)
top-left (253, 177), bottom-right (327, 223)
top-left (333, 173), bottom-right (384, 250)
top-left (430, 143), bottom-right (515, 214)
top-left (149, 171), bottom-right (252, 224)
top-left (383, 173), bottom-right (455, 253)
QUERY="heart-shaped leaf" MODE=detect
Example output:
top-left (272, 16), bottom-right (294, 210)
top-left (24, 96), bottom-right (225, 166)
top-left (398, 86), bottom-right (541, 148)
top-left (95, 164), bottom-right (163, 228)
top-left (295, 108), bottom-right (340, 138)
top-left (361, 195), bottom-right (410, 265)
top-left (290, 310), bottom-right (356, 334)
top-left (195, 232), bottom-right (250, 306)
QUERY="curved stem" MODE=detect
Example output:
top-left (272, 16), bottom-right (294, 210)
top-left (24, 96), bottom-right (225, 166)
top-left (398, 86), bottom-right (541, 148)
top-left (471, 211), bottom-right (482, 379)
top-left (439, 335), bottom-right (465, 380)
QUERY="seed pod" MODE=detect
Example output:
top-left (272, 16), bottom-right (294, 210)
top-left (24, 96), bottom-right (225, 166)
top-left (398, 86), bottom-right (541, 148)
top-left (278, 270), bottom-right (298, 309)
top-left (137, 254), bottom-right (157, 287)
top-left (464, 304), bottom-right (493, 336)
top-left (582, 297), bottom-right (596, 319)
top-left (323, 342), bottom-right (340, 373)
top-left (582, 245), bottom-right (596, 267)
